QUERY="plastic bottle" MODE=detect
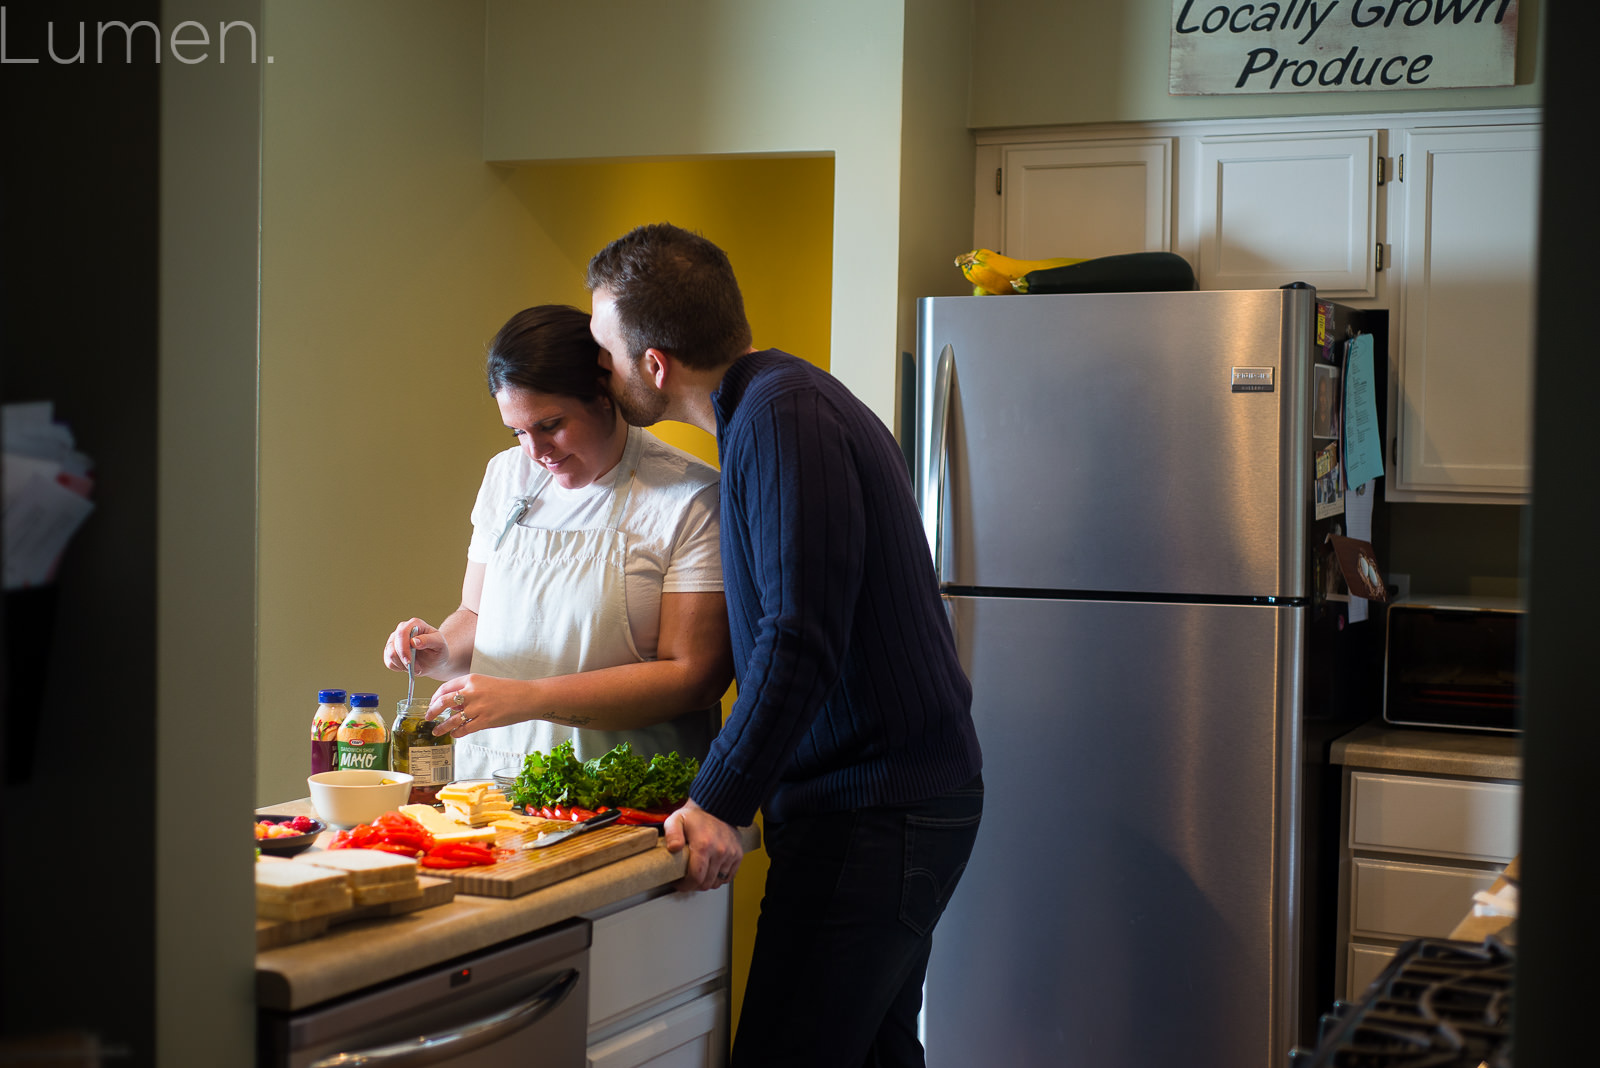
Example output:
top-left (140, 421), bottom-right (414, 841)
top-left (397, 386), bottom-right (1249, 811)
top-left (335, 692), bottom-right (390, 772)
top-left (391, 698), bottom-right (453, 804)
top-left (311, 688), bottom-right (348, 775)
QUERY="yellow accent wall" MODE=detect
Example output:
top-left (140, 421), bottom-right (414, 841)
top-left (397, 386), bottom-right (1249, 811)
top-left (506, 154), bottom-right (835, 1035)
top-left (483, 0), bottom-right (905, 422)
top-left (501, 156), bottom-right (836, 451)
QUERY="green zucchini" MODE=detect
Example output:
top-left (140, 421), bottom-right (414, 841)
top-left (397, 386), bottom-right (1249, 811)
top-left (1011, 251), bottom-right (1195, 295)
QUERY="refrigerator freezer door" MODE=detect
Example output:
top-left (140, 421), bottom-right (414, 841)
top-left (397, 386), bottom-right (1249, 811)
top-left (924, 595), bottom-right (1303, 1068)
top-left (915, 289), bottom-right (1312, 598)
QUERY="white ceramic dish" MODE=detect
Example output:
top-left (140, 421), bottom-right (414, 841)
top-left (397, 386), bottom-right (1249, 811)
top-left (307, 769), bottom-right (414, 828)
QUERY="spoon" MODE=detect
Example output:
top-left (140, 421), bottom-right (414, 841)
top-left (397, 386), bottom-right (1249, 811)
top-left (405, 625), bottom-right (418, 706)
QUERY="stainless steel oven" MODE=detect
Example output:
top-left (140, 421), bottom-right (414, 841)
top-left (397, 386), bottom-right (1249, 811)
top-left (258, 919), bottom-right (590, 1067)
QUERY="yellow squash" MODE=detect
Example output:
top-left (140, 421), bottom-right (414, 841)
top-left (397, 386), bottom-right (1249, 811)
top-left (955, 249), bottom-right (1084, 295)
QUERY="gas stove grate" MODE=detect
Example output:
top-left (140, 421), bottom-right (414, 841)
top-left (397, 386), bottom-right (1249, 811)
top-left (1292, 939), bottom-right (1514, 1068)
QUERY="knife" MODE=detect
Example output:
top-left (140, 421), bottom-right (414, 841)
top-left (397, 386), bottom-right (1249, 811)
top-left (526, 806), bottom-right (623, 849)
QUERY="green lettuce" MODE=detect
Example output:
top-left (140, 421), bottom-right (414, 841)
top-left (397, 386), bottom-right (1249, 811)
top-left (509, 741), bottom-right (699, 813)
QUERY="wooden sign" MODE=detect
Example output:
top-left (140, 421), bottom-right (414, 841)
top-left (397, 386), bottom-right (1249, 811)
top-left (1170, 0), bottom-right (1518, 95)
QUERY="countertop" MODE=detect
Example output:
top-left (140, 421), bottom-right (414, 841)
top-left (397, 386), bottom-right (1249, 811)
top-left (1329, 721), bottom-right (1522, 780)
top-left (256, 799), bottom-right (758, 1012)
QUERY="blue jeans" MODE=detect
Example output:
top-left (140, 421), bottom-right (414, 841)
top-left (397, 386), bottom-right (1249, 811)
top-left (732, 775), bottom-right (984, 1068)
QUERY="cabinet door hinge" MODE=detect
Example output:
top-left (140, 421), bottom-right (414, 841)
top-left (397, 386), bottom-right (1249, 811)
top-left (1375, 243), bottom-right (1384, 271)
top-left (1397, 154), bottom-right (1404, 181)
top-left (995, 168), bottom-right (1002, 196)
top-left (1376, 157), bottom-right (1386, 186)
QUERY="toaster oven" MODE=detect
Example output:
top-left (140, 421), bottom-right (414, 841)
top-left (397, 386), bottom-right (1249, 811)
top-left (1383, 597), bottom-right (1523, 733)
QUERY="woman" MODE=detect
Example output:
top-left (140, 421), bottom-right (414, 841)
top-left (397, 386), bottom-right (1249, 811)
top-left (382, 305), bottom-right (732, 779)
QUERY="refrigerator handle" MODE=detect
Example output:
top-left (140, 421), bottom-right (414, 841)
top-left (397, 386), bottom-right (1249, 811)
top-left (923, 343), bottom-right (955, 571)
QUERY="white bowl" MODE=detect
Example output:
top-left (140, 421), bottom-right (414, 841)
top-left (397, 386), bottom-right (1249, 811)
top-left (307, 770), bottom-right (414, 828)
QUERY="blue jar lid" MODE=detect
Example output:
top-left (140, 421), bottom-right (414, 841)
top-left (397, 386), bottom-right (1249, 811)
top-left (350, 692), bottom-right (380, 707)
top-left (317, 689), bottom-right (348, 704)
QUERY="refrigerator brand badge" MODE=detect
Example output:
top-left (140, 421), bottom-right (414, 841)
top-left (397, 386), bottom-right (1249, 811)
top-left (1231, 366), bottom-right (1275, 393)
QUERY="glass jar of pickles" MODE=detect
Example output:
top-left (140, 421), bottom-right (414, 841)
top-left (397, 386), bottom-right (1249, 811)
top-left (392, 697), bottom-right (453, 804)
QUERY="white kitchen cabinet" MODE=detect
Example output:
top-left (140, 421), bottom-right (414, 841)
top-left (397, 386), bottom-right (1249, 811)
top-left (586, 885), bottom-right (731, 1066)
top-left (1335, 767), bottom-right (1520, 1000)
top-left (1194, 131), bottom-right (1379, 297)
top-left (587, 991), bottom-right (727, 1068)
top-left (1391, 125), bottom-right (1541, 501)
top-left (975, 109), bottom-right (1540, 508)
top-left (975, 138), bottom-right (1172, 259)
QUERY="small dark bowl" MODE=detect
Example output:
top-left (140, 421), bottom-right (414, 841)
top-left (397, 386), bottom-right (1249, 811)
top-left (254, 814), bottom-right (325, 857)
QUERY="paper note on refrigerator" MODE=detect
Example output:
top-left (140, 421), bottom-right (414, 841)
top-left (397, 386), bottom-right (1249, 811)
top-left (1343, 335), bottom-right (1383, 489)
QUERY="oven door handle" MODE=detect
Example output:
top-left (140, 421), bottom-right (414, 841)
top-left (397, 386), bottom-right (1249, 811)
top-left (308, 968), bottom-right (579, 1067)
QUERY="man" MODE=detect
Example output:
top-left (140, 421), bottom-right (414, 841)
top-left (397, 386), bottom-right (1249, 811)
top-left (587, 223), bottom-right (982, 1068)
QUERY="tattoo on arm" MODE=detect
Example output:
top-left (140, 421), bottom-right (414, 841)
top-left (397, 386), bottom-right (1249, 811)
top-left (547, 713), bottom-right (595, 727)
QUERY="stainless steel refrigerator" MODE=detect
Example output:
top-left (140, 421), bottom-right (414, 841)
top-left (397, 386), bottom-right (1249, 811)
top-left (915, 286), bottom-right (1385, 1068)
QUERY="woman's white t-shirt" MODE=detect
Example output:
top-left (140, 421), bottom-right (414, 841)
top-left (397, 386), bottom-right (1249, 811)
top-left (466, 426), bottom-right (722, 660)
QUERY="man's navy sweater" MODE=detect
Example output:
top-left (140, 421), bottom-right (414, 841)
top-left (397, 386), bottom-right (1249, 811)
top-left (689, 351), bottom-right (982, 826)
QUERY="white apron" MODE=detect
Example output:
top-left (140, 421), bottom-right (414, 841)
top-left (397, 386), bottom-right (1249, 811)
top-left (459, 428), bottom-right (715, 780)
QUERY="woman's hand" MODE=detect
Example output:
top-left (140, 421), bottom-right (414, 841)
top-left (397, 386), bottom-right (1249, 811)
top-left (427, 674), bottom-right (535, 738)
top-left (382, 617), bottom-right (451, 678)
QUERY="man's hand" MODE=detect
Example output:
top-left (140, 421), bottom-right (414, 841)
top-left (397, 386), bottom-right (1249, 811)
top-left (664, 798), bottom-right (744, 892)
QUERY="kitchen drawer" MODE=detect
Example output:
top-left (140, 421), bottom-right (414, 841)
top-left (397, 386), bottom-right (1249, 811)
top-left (587, 990), bottom-right (726, 1068)
top-left (1346, 942), bottom-right (1397, 1001)
top-left (589, 885), bottom-right (730, 1032)
top-left (1349, 772), bottom-right (1520, 862)
top-left (1351, 858), bottom-right (1499, 941)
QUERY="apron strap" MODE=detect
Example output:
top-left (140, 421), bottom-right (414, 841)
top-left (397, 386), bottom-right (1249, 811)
top-left (493, 468), bottom-right (551, 551)
top-left (495, 427), bottom-right (640, 551)
top-left (605, 428), bottom-right (644, 532)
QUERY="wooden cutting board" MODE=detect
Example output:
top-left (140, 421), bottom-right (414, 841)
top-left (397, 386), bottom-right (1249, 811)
top-left (442, 823), bottom-right (660, 898)
top-left (255, 875), bottom-right (455, 951)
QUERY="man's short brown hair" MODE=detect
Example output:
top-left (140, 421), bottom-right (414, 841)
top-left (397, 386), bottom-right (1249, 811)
top-left (586, 223), bottom-right (753, 371)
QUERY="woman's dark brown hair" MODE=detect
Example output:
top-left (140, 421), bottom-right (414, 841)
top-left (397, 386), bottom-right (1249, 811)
top-left (485, 304), bottom-right (606, 401)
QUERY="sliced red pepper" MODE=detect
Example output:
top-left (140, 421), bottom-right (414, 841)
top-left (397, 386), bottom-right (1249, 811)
top-left (566, 807), bottom-right (598, 823)
top-left (432, 844), bottom-right (494, 863)
top-left (368, 841), bottom-right (423, 857)
top-left (419, 855), bottom-right (470, 869)
top-left (616, 807), bottom-right (669, 824)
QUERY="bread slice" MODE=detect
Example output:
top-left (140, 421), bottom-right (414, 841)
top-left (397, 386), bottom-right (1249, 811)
top-left (293, 849), bottom-right (417, 887)
top-left (258, 892), bottom-right (353, 922)
top-left (348, 881), bottom-right (425, 906)
top-left (255, 863), bottom-right (352, 921)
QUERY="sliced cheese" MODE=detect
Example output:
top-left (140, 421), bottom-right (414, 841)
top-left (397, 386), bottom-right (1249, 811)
top-left (437, 782), bottom-right (489, 804)
top-left (433, 824), bottom-right (497, 845)
top-left (400, 803), bottom-right (498, 845)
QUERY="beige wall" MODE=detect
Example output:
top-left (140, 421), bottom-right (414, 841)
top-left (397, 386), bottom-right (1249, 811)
top-left (257, 0), bottom-right (559, 804)
top-left (482, 0), bottom-right (908, 422)
top-left (969, 0), bottom-right (1542, 128)
top-left (159, 1), bottom-right (261, 1062)
top-left (898, 0), bottom-right (982, 436)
